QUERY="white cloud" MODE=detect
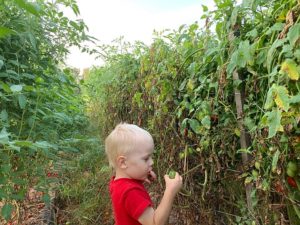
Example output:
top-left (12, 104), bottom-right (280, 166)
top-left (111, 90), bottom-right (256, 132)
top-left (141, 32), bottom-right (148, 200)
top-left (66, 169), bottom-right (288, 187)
top-left (65, 0), bottom-right (214, 70)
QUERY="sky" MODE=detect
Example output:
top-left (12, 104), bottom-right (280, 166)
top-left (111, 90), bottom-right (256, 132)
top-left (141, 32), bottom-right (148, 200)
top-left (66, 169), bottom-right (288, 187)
top-left (65, 0), bottom-right (214, 70)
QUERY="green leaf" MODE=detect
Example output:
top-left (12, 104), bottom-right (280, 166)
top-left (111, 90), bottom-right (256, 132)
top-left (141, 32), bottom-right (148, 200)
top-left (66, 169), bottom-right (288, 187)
top-left (266, 23), bottom-right (284, 34)
top-left (246, 29), bottom-right (258, 39)
top-left (10, 84), bottom-right (23, 92)
top-left (201, 4), bottom-right (208, 12)
top-left (245, 176), bottom-right (253, 184)
top-left (280, 59), bottom-right (299, 80)
top-left (264, 85), bottom-right (275, 109)
top-left (0, 27), bottom-right (15, 38)
top-left (13, 0), bottom-right (40, 16)
top-left (18, 94), bottom-right (27, 109)
top-left (274, 85), bottom-right (290, 111)
top-left (9, 144), bottom-right (20, 152)
top-left (244, 117), bottom-right (256, 131)
top-left (69, 21), bottom-right (80, 30)
top-left (189, 119), bottom-right (201, 134)
top-left (0, 128), bottom-right (9, 144)
top-left (10, 193), bottom-right (25, 201)
top-left (230, 41), bottom-right (254, 69)
top-left (34, 141), bottom-right (57, 150)
top-left (267, 108), bottom-right (282, 138)
top-left (230, 7), bottom-right (239, 26)
top-left (179, 80), bottom-right (187, 91)
top-left (42, 193), bottom-right (51, 204)
top-left (0, 81), bottom-right (11, 93)
top-left (0, 187), bottom-right (8, 198)
top-left (290, 94), bottom-right (300, 104)
top-left (0, 60), bottom-right (3, 69)
top-left (267, 39), bottom-right (285, 72)
top-left (201, 116), bottom-right (211, 129)
top-left (0, 110), bottom-right (8, 121)
top-left (71, 3), bottom-right (80, 16)
top-left (1, 203), bottom-right (13, 220)
top-left (271, 150), bottom-right (280, 173)
top-left (215, 22), bottom-right (224, 39)
top-left (27, 32), bottom-right (37, 50)
top-left (287, 24), bottom-right (300, 47)
top-left (295, 49), bottom-right (300, 61)
top-left (14, 140), bottom-right (33, 147)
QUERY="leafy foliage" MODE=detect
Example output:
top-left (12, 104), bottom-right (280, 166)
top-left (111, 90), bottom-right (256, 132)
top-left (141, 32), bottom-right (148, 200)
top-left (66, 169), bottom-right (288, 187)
top-left (0, 0), bottom-right (93, 221)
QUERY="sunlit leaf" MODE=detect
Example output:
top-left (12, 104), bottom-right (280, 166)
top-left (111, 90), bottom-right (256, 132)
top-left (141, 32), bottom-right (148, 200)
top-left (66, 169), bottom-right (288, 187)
top-left (0, 27), bottom-right (15, 38)
top-left (14, 140), bottom-right (33, 147)
top-left (10, 84), bottom-right (23, 92)
top-left (0, 82), bottom-right (11, 93)
top-left (13, 0), bottom-right (40, 16)
top-left (245, 176), bottom-right (253, 184)
top-left (187, 79), bottom-right (195, 91)
top-left (280, 59), bottom-right (299, 80)
top-left (201, 4), bottom-right (208, 12)
top-left (274, 85), bottom-right (289, 111)
top-left (234, 128), bottom-right (241, 137)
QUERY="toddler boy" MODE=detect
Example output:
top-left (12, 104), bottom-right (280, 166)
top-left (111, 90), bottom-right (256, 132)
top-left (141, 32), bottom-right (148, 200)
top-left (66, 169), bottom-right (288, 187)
top-left (105, 123), bottom-right (182, 225)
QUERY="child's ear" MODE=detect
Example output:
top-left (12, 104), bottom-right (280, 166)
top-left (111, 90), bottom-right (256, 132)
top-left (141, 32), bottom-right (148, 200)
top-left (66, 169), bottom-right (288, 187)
top-left (117, 156), bottom-right (127, 169)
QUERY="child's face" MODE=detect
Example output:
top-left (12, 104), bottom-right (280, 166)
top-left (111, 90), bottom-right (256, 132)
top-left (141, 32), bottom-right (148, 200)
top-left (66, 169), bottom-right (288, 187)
top-left (124, 135), bottom-right (154, 181)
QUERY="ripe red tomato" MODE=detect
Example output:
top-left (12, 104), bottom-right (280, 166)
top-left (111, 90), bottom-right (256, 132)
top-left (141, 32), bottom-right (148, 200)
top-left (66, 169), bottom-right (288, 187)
top-left (184, 128), bottom-right (188, 137)
top-left (287, 176), bottom-right (298, 188)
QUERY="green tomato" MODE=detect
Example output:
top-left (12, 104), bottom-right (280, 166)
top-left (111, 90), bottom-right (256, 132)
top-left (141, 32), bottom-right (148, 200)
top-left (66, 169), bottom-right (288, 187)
top-left (287, 161), bottom-right (297, 172)
top-left (252, 170), bottom-right (259, 178)
top-left (287, 168), bottom-right (296, 177)
top-left (168, 170), bottom-right (176, 179)
top-left (255, 162), bottom-right (260, 170)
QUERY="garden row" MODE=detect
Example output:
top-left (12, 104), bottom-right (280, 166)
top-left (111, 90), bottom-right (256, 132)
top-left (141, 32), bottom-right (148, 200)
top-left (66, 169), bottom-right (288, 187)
top-left (86, 0), bottom-right (300, 224)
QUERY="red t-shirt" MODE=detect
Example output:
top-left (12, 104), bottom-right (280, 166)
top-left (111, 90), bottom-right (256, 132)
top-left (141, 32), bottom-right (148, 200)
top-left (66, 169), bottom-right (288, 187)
top-left (109, 177), bottom-right (153, 225)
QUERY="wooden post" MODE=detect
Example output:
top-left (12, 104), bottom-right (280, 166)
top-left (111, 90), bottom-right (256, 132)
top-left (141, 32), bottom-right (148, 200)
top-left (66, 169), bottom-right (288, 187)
top-left (233, 69), bottom-right (254, 213)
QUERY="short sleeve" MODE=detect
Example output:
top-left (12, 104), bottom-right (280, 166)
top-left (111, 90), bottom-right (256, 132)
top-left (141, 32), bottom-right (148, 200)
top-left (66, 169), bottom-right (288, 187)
top-left (124, 188), bottom-right (152, 220)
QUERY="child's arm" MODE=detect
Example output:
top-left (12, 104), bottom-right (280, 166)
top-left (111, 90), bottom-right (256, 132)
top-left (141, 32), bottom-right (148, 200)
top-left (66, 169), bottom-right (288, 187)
top-left (138, 172), bottom-right (182, 225)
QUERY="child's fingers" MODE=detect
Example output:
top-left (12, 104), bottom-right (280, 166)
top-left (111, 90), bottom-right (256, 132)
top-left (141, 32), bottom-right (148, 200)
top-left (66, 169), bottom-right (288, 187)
top-left (149, 170), bottom-right (157, 180)
top-left (145, 170), bottom-right (157, 184)
top-left (144, 178), bottom-right (151, 184)
top-left (174, 172), bottom-right (182, 180)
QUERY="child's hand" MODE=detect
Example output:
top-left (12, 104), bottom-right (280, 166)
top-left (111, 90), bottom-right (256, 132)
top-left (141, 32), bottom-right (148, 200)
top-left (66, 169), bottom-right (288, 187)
top-left (164, 172), bottom-right (182, 194)
top-left (145, 170), bottom-right (157, 184)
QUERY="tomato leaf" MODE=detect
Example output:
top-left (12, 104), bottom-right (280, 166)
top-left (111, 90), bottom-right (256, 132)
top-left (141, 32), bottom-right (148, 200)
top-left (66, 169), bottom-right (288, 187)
top-left (287, 24), bottom-right (300, 47)
top-left (1, 203), bottom-right (13, 221)
top-left (266, 108), bottom-right (282, 138)
top-left (271, 150), bottom-right (280, 173)
top-left (280, 59), bottom-right (299, 80)
top-left (274, 85), bottom-right (290, 111)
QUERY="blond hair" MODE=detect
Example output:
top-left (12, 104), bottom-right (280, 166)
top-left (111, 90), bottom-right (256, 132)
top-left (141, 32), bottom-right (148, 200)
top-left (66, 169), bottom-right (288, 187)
top-left (105, 123), bottom-right (153, 168)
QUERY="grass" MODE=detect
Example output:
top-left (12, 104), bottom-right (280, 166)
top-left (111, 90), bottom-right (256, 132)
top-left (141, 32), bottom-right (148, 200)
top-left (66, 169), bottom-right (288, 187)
top-left (56, 139), bottom-right (114, 225)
